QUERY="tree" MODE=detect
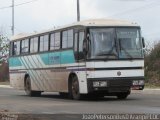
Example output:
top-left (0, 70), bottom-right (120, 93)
top-left (0, 28), bottom-right (9, 81)
top-left (145, 41), bottom-right (160, 86)
top-left (0, 34), bottom-right (9, 63)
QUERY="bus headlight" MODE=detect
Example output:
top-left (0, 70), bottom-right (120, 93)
top-left (93, 81), bottom-right (107, 87)
top-left (133, 80), bottom-right (144, 86)
top-left (139, 80), bottom-right (145, 85)
top-left (133, 80), bottom-right (139, 86)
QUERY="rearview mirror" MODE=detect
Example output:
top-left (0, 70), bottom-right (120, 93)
top-left (142, 37), bottom-right (145, 48)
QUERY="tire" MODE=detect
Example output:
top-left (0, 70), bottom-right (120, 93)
top-left (24, 76), bottom-right (41, 97)
top-left (69, 76), bottom-right (82, 100)
top-left (116, 92), bottom-right (129, 100)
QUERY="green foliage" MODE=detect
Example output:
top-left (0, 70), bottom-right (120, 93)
top-left (0, 35), bottom-right (9, 63)
top-left (0, 29), bottom-right (9, 82)
top-left (145, 42), bottom-right (160, 86)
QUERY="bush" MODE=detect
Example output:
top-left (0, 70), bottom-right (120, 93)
top-left (145, 42), bottom-right (160, 86)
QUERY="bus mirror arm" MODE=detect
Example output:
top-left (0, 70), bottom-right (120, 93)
top-left (142, 37), bottom-right (145, 48)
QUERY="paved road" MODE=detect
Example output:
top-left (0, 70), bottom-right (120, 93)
top-left (0, 87), bottom-right (160, 114)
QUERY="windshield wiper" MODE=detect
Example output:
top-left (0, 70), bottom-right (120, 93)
top-left (96, 47), bottom-right (118, 60)
top-left (97, 51), bottom-right (117, 57)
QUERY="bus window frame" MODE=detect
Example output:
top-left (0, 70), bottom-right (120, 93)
top-left (9, 26), bottom-right (87, 57)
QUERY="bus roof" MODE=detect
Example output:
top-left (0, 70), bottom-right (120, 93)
top-left (10, 19), bottom-right (139, 41)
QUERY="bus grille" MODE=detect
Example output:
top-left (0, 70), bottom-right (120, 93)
top-left (109, 80), bottom-right (132, 87)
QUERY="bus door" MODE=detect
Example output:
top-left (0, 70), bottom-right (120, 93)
top-left (74, 30), bottom-right (87, 93)
top-left (74, 30), bottom-right (86, 77)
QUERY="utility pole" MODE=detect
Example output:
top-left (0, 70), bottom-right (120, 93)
top-left (12, 0), bottom-right (15, 35)
top-left (77, 0), bottom-right (80, 21)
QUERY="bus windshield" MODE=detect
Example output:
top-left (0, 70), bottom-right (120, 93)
top-left (116, 28), bottom-right (143, 59)
top-left (90, 28), bottom-right (143, 59)
top-left (90, 28), bottom-right (117, 59)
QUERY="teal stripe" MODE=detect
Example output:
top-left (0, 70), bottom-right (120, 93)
top-left (61, 50), bottom-right (75, 64)
top-left (9, 50), bottom-right (75, 67)
top-left (42, 50), bottom-right (75, 65)
top-left (40, 53), bottom-right (49, 65)
top-left (48, 52), bottom-right (61, 65)
top-left (9, 57), bottom-right (22, 67)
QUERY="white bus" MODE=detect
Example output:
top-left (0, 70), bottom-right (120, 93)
top-left (9, 19), bottom-right (145, 100)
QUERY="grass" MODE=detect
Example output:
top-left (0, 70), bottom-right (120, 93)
top-left (145, 83), bottom-right (160, 89)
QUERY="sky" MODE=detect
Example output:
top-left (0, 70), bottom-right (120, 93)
top-left (0, 0), bottom-right (160, 44)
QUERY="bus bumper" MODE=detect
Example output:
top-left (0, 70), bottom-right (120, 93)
top-left (87, 77), bottom-right (145, 94)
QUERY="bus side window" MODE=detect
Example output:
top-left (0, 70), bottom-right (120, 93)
top-left (68, 29), bottom-right (73, 48)
top-left (21, 39), bottom-right (29, 54)
top-left (50, 33), bottom-right (55, 50)
top-left (44, 35), bottom-right (49, 51)
top-left (62, 29), bottom-right (73, 49)
top-left (79, 32), bottom-right (85, 60)
top-left (30, 37), bottom-right (38, 53)
top-left (13, 41), bottom-right (20, 55)
top-left (74, 33), bottom-right (78, 60)
top-left (62, 31), bottom-right (68, 49)
top-left (40, 36), bottom-right (44, 52)
top-left (55, 32), bottom-right (60, 50)
top-left (40, 35), bottom-right (49, 52)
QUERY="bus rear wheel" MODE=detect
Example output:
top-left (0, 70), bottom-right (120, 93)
top-left (70, 76), bottom-right (82, 100)
top-left (25, 76), bottom-right (41, 97)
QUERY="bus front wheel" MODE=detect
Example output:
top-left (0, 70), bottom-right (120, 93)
top-left (70, 76), bottom-right (82, 100)
top-left (25, 76), bottom-right (41, 97)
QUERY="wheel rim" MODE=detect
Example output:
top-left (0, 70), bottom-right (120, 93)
top-left (25, 77), bottom-right (31, 95)
top-left (72, 78), bottom-right (79, 98)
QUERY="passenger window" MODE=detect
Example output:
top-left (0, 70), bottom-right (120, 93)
top-left (62, 29), bottom-right (73, 49)
top-left (68, 29), bottom-right (73, 48)
top-left (74, 33), bottom-right (78, 52)
top-left (13, 41), bottom-right (20, 55)
top-left (55, 32), bottom-right (60, 50)
top-left (79, 32), bottom-right (85, 60)
top-left (40, 35), bottom-right (49, 52)
top-left (44, 35), bottom-right (49, 51)
top-left (50, 33), bottom-right (55, 50)
top-left (21, 39), bottom-right (29, 54)
top-left (79, 32), bottom-right (84, 52)
top-left (74, 33), bottom-right (78, 60)
top-left (40, 36), bottom-right (44, 52)
top-left (62, 31), bottom-right (68, 48)
top-left (30, 37), bottom-right (38, 53)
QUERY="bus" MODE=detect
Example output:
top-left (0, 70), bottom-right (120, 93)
top-left (9, 19), bottom-right (145, 100)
